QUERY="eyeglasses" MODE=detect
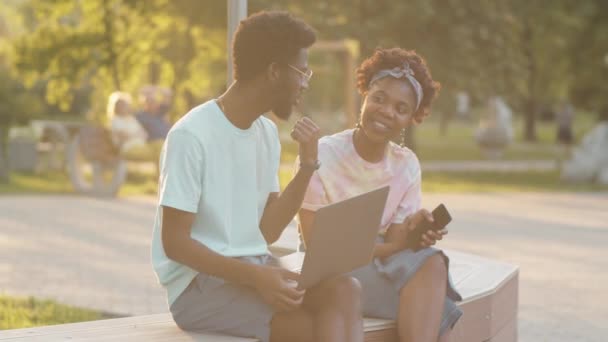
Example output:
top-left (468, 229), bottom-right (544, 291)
top-left (287, 64), bottom-right (313, 82)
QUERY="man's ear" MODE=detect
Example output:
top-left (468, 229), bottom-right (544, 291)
top-left (267, 62), bottom-right (281, 83)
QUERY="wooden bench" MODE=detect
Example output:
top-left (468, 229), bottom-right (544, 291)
top-left (0, 248), bottom-right (517, 342)
top-left (0, 314), bottom-right (256, 341)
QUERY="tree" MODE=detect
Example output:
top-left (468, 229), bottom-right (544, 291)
top-left (0, 0), bottom-right (45, 182)
top-left (9, 0), bottom-right (606, 148)
top-left (569, 0), bottom-right (608, 112)
top-left (12, 0), bottom-right (228, 121)
top-left (505, 0), bottom-right (587, 141)
top-left (253, 0), bottom-right (600, 143)
top-left (13, 0), bottom-right (165, 116)
top-left (250, 0), bottom-right (521, 148)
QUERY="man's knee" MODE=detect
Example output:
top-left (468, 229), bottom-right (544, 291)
top-left (324, 275), bottom-right (362, 308)
top-left (304, 274), bottom-right (362, 314)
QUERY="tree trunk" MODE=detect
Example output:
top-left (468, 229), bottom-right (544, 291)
top-left (0, 125), bottom-right (9, 183)
top-left (357, 0), bottom-right (374, 57)
top-left (524, 97), bottom-right (537, 142)
top-left (439, 110), bottom-right (452, 137)
top-left (522, 17), bottom-right (537, 142)
top-left (102, 0), bottom-right (121, 90)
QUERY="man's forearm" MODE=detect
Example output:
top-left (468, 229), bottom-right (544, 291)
top-left (165, 235), bottom-right (260, 287)
top-left (260, 168), bottom-right (315, 244)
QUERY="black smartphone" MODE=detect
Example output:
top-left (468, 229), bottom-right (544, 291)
top-left (406, 204), bottom-right (452, 249)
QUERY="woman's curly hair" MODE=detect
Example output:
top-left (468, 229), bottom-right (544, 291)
top-left (356, 48), bottom-right (440, 123)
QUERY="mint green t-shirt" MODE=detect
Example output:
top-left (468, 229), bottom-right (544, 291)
top-left (151, 100), bottom-right (280, 306)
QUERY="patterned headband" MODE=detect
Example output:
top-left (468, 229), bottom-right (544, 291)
top-left (369, 62), bottom-right (423, 111)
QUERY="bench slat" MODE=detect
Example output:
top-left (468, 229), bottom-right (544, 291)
top-left (0, 315), bottom-right (172, 339)
top-left (0, 314), bottom-right (255, 342)
top-left (0, 328), bottom-right (256, 342)
top-left (444, 249), bottom-right (518, 302)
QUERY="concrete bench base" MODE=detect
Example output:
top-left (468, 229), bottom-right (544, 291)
top-left (0, 250), bottom-right (518, 342)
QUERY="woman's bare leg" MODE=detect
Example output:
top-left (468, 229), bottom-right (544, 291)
top-left (397, 254), bottom-right (448, 342)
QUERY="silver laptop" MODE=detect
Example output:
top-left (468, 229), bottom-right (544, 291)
top-left (277, 185), bottom-right (390, 289)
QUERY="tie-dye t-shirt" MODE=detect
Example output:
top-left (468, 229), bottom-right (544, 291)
top-left (299, 129), bottom-right (422, 232)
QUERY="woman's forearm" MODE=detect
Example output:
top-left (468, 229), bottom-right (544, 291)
top-left (373, 242), bottom-right (399, 259)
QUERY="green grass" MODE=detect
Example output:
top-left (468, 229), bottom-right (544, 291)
top-left (280, 167), bottom-right (607, 192)
top-left (0, 295), bottom-right (106, 330)
top-left (0, 171), bottom-right (156, 197)
top-left (0, 172), bottom-right (74, 194)
top-left (413, 115), bottom-right (595, 161)
top-left (120, 170), bottom-right (158, 196)
top-left (422, 170), bottom-right (608, 193)
top-left (280, 113), bottom-right (598, 163)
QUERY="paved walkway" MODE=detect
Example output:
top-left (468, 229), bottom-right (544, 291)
top-left (421, 159), bottom-right (557, 172)
top-left (0, 196), bottom-right (166, 315)
top-left (1, 193), bottom-right (607, 341)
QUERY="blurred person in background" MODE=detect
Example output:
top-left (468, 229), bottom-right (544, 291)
top-left (135, 85), bottom-right (172, 141)
top-left (555, 100), bottom-right (575, 163)
top-left (475, 96), bottom-right (513, 159)
top-left (561, 105), bottom-right (608, 184)
top-left (107, 91), bottom-right (163, 162)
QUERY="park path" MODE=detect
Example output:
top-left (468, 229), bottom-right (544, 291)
top-left (1, 193), bottom-right (607, 341)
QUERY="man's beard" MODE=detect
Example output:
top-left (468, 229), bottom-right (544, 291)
top-left (271, 89), bottom-right (295, 121)
top-left (272, 99), bottom-right (293, 120)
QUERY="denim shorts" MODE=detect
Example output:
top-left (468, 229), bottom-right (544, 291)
top-left (349, 242), bottom-right (463, 334)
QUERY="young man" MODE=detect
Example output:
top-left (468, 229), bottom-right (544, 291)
top-left (151, 11), bottom-right (363, 342)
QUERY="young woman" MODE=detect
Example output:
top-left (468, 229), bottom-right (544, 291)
top-left (298, 48), bottom-right (462, 342)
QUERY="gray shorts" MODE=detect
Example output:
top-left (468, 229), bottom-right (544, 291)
top-left (170, 255), bottom-right (276, 342)
top-left (349, 245), bottom-right (463, 335)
